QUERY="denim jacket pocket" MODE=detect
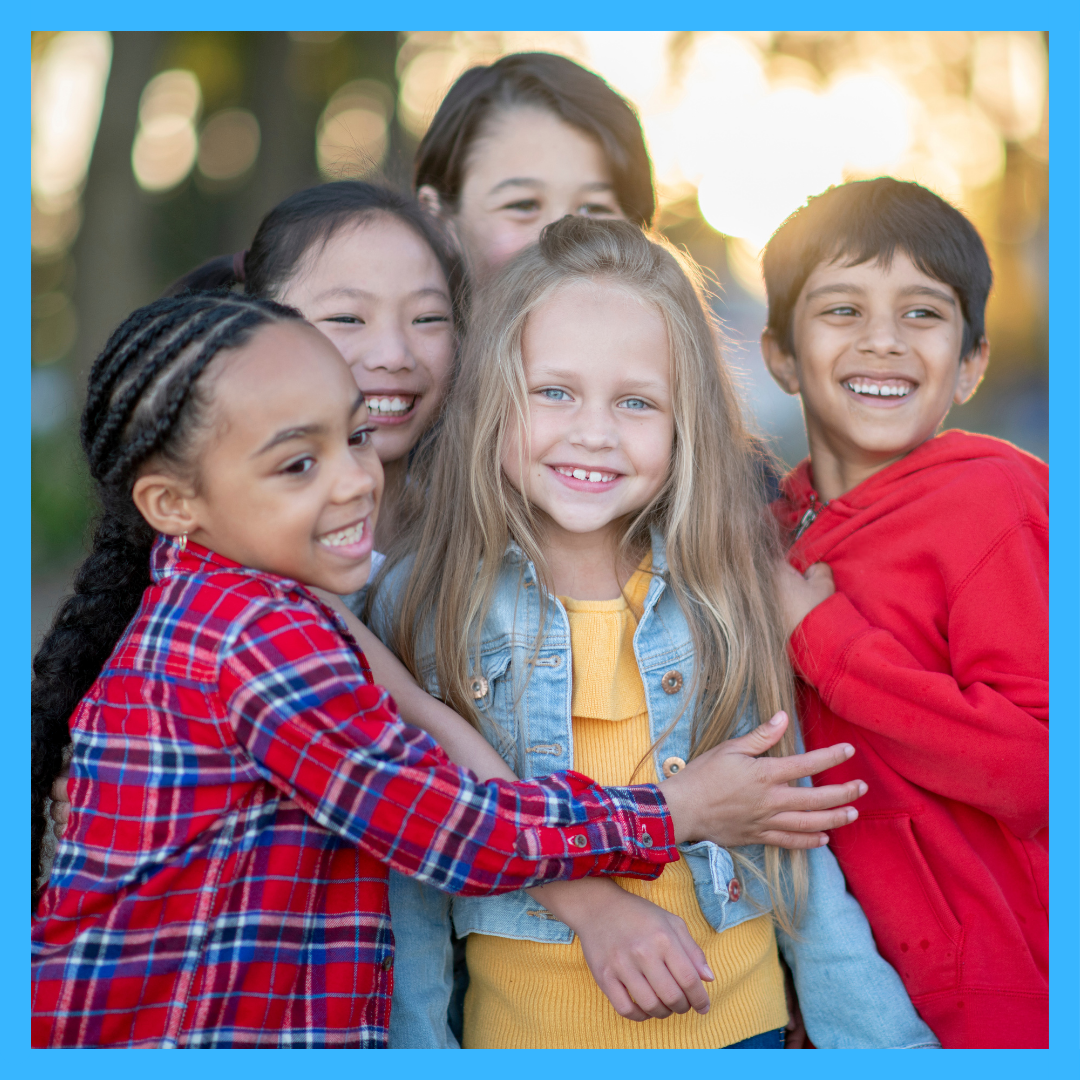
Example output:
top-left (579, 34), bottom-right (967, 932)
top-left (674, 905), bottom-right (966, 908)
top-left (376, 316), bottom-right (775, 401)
top-left (680, 840), bottom-right (774, 932)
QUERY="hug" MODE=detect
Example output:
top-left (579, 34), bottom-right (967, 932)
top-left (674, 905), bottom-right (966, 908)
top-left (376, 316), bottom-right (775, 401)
top-left (32, 52), bottom-right (1048, 1050)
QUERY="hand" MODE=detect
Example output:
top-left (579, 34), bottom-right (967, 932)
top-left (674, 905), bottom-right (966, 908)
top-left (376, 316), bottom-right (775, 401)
top-left (530, 877), bottom-right (713, 1022)
top-left (659, 711), bottom-right (865, 848)
top-left (775, 561), bottom-right (835, 640)
top-left (50, 769), bottom-right (71, 841)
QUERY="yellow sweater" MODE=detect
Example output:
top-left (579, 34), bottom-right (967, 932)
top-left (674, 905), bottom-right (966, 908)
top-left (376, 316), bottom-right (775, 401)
top-left (463, 564), bottom-right (788, 1048)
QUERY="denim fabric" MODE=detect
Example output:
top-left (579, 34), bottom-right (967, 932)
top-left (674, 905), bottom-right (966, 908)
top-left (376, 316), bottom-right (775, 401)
top-left (366, 533), bottom-right (940, 1050)
top-left (725, 1028), bottom-right (786, 1048)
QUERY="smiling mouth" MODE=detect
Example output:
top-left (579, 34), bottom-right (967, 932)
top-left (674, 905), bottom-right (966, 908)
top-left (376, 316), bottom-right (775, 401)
top-left (553, 465), bottom-right (619, 484)
top-left (843, 378), bottom-right (915, 399)
top-left (318, 519), bottom-right (366, 548)
top-left (366, 395), bottom-right (417, 417)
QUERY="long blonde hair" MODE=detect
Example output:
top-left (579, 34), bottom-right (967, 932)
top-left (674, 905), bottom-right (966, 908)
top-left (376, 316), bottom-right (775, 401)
top-left (371, 217), bottom-right (804, 929)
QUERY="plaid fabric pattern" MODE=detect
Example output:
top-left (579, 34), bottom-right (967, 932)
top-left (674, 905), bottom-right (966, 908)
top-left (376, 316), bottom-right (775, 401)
top-left (32, 538), bottom-right (677, 1048)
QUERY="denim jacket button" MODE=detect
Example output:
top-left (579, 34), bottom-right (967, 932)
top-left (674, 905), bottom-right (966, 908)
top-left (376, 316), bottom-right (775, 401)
top-left (571, 834), bottom-right (588, 848)
top-left (727, 878), bottom-right (741, 902)
top-left (661, 670), bottom-right (683, 694)
top-left (469, 675), bottom-right (489, 699)
top-left (662, 756), bottom-right (686, 778)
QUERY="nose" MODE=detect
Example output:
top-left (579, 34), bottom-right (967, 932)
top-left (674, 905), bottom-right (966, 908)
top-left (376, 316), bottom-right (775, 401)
top-left (352, 321), bottom-right (416, 384)
top-left (857, 311), bottom-right (907, 357)
top-left (333, 442), bottom-right (381, 508)
top-left (568, 400), bottom-right (619, 453)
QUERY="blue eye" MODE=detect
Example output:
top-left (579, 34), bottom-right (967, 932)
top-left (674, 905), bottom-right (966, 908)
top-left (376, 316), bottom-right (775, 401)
top-left (539, 387), bottom-right (571, 401)
top-left (620, 397), bottom-right (649, 410)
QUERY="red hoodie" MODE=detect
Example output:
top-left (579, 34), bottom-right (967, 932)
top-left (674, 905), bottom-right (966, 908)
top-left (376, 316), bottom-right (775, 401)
top-left (775, 430), bottom-right (1048, 1049)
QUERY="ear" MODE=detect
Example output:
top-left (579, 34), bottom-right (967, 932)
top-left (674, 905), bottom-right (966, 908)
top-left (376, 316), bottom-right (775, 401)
top-left (131, 472), bottom-right (202, 538)
top-left (760, 329), bottom-right (801, 396)
top-left (954, 336), bottom-right (990, 405)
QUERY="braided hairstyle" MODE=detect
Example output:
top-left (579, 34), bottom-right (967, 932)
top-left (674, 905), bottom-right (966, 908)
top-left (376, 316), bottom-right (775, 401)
top-left (31, 291), bottom-right (302, 908)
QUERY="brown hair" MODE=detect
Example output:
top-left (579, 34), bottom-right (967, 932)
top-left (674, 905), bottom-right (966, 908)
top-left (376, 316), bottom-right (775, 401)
top-left (373, 217), bottom-right (805, 930)
top-left (414, 53), bottom-right (655, 228)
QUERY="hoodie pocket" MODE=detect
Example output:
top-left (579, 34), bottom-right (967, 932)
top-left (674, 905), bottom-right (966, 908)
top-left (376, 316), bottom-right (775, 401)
top-left (832, 812), bottom-right (963, 998)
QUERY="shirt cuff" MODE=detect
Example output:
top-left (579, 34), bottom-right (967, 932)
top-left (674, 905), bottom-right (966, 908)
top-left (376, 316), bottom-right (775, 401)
top-left (512, 775), bottom-right (679, 875)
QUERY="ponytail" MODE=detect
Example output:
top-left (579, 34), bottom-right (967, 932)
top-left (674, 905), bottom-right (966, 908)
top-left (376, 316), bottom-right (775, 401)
top-left (31, 291), bottom-right (302, 908)
top-left (164, 253), bottom-right (243, 297)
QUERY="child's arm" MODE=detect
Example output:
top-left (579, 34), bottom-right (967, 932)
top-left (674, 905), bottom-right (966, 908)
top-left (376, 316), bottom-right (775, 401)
top-left (776, 526), bottom-right (1048, 839)
top-left (326, 597), bottom-right (714, 1019)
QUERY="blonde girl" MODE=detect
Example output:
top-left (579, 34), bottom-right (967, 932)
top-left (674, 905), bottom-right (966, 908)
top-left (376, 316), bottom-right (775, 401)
top-left (368, 217), bottom-right (939, 1049)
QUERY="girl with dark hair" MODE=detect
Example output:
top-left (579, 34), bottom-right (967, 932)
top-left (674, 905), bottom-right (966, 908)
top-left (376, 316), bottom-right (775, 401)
top-left (415, 52), bottom-right (656, 282)
top-left (31, 290), bottom-right (782, 1047)
top-left (171, 181), bottom-right (465, 550)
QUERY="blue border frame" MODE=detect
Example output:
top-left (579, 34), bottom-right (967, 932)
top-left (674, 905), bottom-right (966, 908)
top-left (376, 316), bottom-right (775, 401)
top-left (12, 9), bottom-right (1077, 1075)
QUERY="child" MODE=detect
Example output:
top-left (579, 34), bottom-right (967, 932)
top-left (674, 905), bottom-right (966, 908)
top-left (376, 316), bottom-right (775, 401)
top-left (761, 177), bottom-right (1049, 1048)
top-left (415, 52), bottom-right (654, 282)
top-left (171, 180), bottom-right (466, 551)
top-left (367, 216), bottom-right (939, 1049)
top-left (31, 291), bottom-right (859, 1048)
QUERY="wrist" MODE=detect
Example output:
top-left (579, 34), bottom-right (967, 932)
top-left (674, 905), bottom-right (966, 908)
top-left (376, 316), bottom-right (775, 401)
top-left (657, 776), bottom-right (695, 845)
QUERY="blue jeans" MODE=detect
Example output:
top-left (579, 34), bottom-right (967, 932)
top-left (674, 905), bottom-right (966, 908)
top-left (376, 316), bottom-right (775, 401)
top-left (724, 1028), bottom-right (786, 1049)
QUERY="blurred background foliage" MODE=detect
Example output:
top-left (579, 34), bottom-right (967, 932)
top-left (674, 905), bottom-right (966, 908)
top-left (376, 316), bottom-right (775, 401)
top-left (31, 30), bottom-right (1048, 640)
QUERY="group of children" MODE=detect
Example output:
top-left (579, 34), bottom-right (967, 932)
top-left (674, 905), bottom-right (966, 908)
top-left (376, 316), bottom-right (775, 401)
top-left (31, 52), bottom-right (1047, 1050)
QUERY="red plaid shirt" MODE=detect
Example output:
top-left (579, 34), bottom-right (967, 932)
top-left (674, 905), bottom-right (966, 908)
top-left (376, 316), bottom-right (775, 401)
top-left (32, 539), bottom-right (677, 1048)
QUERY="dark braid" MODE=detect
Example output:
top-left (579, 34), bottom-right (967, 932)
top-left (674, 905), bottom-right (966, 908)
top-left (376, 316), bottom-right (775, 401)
top-left (31, 291), bottom-right (302, 909)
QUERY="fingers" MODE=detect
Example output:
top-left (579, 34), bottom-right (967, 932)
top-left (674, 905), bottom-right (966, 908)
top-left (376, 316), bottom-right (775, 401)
top-left (771, 779), bottom-right (867, 814)
top-left (50, 774), bottom-right (69, 803)
top-left (759, 830), bottom-right (831, 850)
top-left (668, 923), bottom-right (712, 1015)
top-left (601, 978), bottom-right (650, 1023)
top-left (766, 742), bottom-right (854, 783)
top-left (620, 970), bottom-right (675, 1020)
top-left (723, 711), bottom-right (789, 758)
top-left (768, 806), bottom-right (859, 834)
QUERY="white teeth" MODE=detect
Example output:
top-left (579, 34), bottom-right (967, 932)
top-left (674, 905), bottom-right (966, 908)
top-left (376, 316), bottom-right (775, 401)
top-left (555, 466), bottom-right (616, 483)
top-left (845, 380), bottom-right (911, 398)
top-left (319, 520), bottom-right (365, 547)
top-left (367, 395), bottom-right (414, 415)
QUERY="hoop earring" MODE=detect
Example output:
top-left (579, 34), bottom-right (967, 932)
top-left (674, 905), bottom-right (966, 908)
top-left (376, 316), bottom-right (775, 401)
top-left (177, 532), bottom-right (188, 553)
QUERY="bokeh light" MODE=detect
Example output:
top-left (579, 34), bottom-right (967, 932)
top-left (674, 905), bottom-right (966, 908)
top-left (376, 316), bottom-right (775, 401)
top-left (197, 108), bottom-right (261, 182)
top-left (317, 80), bottom-right (392, 179)
top-left (131, 69), bottom-right (202, 192)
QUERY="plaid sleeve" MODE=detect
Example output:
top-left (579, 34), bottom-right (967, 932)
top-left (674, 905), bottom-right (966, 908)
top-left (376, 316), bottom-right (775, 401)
top-left (219, 603), bottom-right (677, 896)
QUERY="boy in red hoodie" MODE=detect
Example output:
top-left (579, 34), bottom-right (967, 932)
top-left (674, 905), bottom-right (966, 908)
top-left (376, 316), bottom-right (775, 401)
top-left (759, 178), bottom-right (1048, 1049)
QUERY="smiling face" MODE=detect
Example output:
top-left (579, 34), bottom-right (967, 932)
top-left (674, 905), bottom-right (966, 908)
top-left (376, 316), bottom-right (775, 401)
top-left (277, 214), bottom-right (455, 468)
top-left (177, 321), bottom-right (384, 595)
top-left (437, 107), bottom-right (627, 282)
top-left (762, 250), bottom-right (989, 499)
top-left (501, 278), bottom-right (673, 551)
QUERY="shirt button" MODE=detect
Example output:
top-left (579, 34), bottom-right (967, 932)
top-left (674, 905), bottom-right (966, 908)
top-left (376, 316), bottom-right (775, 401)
top-left (660, 670), bottom-right (683, 694)
top-left (662, 756), bottom-right (686, 779)
top-left (380, 955), bottom-right (393, 971)
top-left (640, 831), bottom-right (654, 848)
top-left (728, 878), bottom-right (741, 902)
top-left (571, 834), bottom-right (588, 848)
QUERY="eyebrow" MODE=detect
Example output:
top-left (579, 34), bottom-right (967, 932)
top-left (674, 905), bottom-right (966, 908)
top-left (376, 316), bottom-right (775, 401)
top-left (804, 283), bottom-right (957, 306)
top-left (253, 391), bottom-right (367, 457)
top-left (487, 177), bottom-right (615, 197)
top-left (537, 369), bottom-right (668, 393)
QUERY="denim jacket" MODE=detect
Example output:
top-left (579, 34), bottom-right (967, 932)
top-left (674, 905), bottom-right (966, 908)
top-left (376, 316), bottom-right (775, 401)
top-left (363, 533), bottom-right (939, 1049)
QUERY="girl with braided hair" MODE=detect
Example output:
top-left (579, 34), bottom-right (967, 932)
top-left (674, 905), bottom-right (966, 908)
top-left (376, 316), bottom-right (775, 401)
top-left (31, 291), bottom-right (856, 1047)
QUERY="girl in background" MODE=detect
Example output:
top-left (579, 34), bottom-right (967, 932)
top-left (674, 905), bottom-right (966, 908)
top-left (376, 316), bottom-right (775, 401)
top-left (415, 52), bottom-right (654, 283)
top-left (367, 216), bottom-right (938, 1049)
